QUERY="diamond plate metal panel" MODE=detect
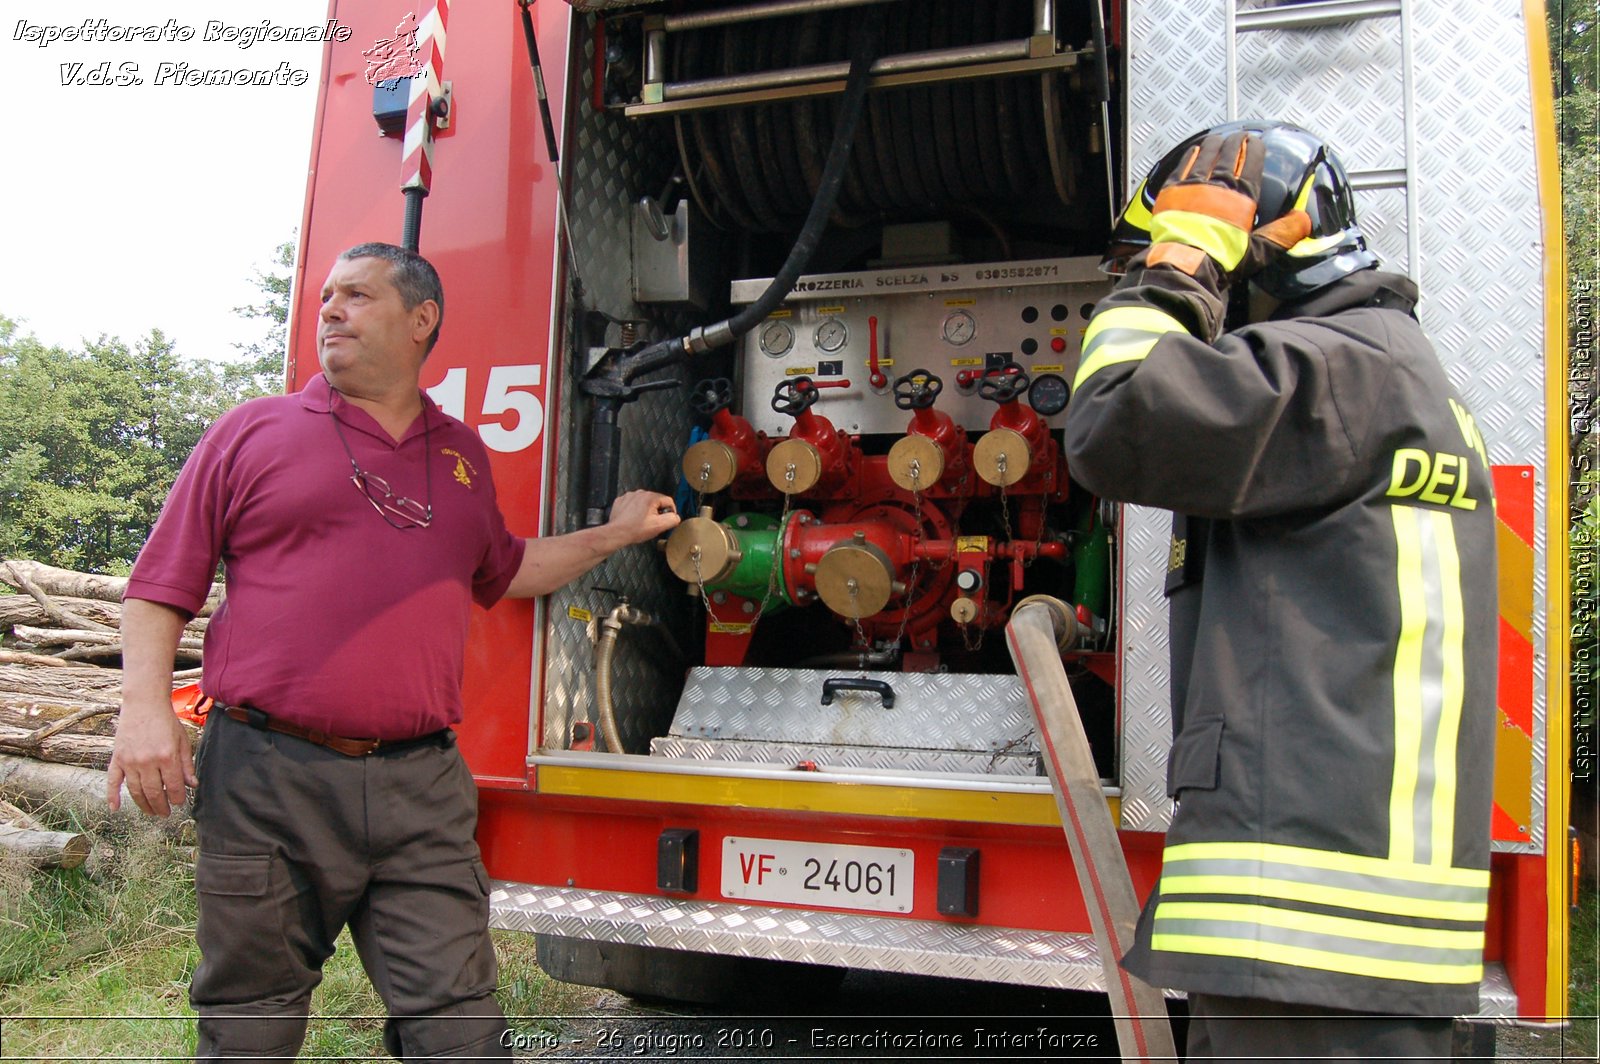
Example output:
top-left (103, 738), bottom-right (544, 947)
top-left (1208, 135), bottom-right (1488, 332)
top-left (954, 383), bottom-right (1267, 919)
top-left (541, 17), bottom-right (699, 756)
top-left (1123, 0), bottom-right (1550, 848)
top-left (669, 666), bottom-right (1035, 751)
top-left (1406, 3), bottom-right (1548, 854)
top-left (489, 881), bottom-right (1518, 1014)
top-left (1118, 504), bottom-right (1174, 831)
top-left (1234, 14), bottom-right (1406, 172)
top-left (491, 881), bottom-right (1107, 991)
top-left (649, 736), bottom-right (1041, 776)
top-left (1124, 2), bottom-right (1229, 180)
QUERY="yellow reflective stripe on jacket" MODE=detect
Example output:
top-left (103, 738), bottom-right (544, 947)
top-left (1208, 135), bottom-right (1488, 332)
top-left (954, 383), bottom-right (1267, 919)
top-left (1149, 210), bottom-right (1250, 270)
top-left (1389, 505), bottom-right (1468, 866)
top-left (1158, 841), bottom-right (1489, 921)
top-left (1158, 873), bottom-right (1486, 922)
top-left (1160, 841), bottom-right (1490, 888)
top-left (1073, 305), bottom-right (1187, 390)
top-left (1148, 933), bottom-right (1484, 985)
top-left (1156, 902), bottom-right (1484, 952)
top-left (1153, 840), bottom-right (1487, 984)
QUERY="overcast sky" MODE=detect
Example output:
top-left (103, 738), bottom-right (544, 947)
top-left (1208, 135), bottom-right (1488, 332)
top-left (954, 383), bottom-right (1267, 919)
top-left (2, 2), bottom-right (328, 361)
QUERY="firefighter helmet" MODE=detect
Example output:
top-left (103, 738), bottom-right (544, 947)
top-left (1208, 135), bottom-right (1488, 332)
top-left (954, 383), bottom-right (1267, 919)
top-left (1104, 120), bottom-right (1378, 300)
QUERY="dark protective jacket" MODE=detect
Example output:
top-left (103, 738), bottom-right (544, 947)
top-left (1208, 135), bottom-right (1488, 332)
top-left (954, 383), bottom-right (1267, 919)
top-left (1064, 261), bottom-right (1497, 1016)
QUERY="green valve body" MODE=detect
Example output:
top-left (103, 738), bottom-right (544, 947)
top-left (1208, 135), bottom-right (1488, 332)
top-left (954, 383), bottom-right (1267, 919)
top-left (1072, 510), bottom-right (1111, 623)
top-left (713, 513), bottom-right (792, 607)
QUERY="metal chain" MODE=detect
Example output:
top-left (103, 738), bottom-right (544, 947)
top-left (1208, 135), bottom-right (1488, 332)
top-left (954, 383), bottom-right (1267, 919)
top-left (748, 489), bottom-right (793, 630)
top-left (890, 460), bottom-right (927, 656)
top-left (691, 458), bottom-right (713, 516)
top-left (689, 547), bottom-right (721, 627)
top-left (847, 579), bottom-right (869, 655)
top-left (997, 454), bottom-right (1013, 547)
top-left (1023, 495), bottom-right (1049, 568)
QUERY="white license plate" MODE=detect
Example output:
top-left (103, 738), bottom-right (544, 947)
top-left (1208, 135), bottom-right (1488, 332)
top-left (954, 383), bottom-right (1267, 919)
top-left (721, 836), bottom-right (913, 914)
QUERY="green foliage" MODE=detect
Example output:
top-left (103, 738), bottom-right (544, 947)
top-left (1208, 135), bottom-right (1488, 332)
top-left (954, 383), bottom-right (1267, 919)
top-left (229, 238), bottom-right (295, 397)
top-left (0, 240), bottom-right (295, 573)
top-left (0, 319), bottom-right (252, 573)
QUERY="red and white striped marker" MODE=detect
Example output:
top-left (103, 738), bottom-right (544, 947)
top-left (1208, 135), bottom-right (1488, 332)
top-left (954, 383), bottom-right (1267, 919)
top-left (400, 0), bottom-right (449, 194)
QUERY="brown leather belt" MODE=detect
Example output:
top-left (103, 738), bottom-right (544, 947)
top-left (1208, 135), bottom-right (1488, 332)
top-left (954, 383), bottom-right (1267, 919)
top-left (220, 705), bottom-right (449, 758)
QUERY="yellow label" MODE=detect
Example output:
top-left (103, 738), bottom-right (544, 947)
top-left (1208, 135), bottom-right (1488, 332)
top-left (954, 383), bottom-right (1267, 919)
top-left (818, 305), bottom-right (846, 315)
top-left (945, 298), bottom-right (977, 307)
top-left (1034, 364), bottom-right (1065, 373)
top-left (785, 366), bottom-right (818, 376)
top-left (567, 606), bottom-right (593, 623)
top-left (956, 535), bottom-right (990, 553)
top-left (950, 357), bottom-right (983, 367)
top-left (876, 358), bottom-right (895, 367)
top-left (708, 621), bottom-right (754, 635)
top-left (1050, 326), bottom-right (1071, 336)
top-left (767, 309), bottom-right (793, 319)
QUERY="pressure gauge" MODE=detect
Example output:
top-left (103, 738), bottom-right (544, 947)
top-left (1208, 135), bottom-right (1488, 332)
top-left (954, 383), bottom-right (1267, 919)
top-left (814, 318), bottom-right (849, 353)
top-left (759, 320), bottom-right (794, 357)
top-left (1029, 373), bottom-right (1071, 416)
top-left (942, 309), bottom-right (976, 346)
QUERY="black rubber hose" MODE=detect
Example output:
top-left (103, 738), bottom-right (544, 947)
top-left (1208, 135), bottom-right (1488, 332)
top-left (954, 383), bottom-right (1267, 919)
top-left (1090, 0), bottom-right (1111, 103)
top-left (401, 187), bottom-right (425, 253)
top-left (716, 7), bottom-right (882, 343)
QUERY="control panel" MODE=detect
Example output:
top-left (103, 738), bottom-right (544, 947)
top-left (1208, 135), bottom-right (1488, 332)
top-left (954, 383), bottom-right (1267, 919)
top-left (731, 257), bottom-right (1113, 436)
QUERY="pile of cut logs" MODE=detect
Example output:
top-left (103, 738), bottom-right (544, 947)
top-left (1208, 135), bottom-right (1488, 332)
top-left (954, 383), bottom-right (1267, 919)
top-left (0, 559), bottom-right (213, 867)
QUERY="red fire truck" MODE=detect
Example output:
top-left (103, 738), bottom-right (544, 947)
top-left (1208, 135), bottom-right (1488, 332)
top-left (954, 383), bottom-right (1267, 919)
top-left (287, 0), bottom-right (1573, 1030)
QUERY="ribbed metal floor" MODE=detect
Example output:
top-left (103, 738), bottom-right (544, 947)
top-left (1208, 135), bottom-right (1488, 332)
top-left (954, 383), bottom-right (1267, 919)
top-left (490, 881), bottom-right (1519, 1017)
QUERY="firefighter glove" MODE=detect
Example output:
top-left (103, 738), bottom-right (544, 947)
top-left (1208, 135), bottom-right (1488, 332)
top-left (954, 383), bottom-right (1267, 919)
top-left (1147, 132), bottom-right (1310, 281)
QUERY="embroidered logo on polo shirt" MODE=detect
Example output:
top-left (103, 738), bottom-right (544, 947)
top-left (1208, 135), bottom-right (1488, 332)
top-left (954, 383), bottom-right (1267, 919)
top-left (441, 448), bottom-right (478, 489)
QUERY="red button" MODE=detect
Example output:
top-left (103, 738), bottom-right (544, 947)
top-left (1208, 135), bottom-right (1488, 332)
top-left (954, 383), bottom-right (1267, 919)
top-left (1050, 336), bottom-right (1067, 353)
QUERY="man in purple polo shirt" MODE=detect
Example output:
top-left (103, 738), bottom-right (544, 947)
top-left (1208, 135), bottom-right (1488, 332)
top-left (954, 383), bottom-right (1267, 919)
top-left (107, 242), bottom-right (680, 1062)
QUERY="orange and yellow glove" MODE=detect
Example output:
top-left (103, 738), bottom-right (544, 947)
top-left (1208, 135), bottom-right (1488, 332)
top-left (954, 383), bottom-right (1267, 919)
top-left (1147, 131), bottom-right (1310, 282)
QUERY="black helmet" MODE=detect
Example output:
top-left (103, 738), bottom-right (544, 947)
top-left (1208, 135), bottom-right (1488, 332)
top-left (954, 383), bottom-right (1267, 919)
top-left (1104, 119), bottom-right (1379, 300)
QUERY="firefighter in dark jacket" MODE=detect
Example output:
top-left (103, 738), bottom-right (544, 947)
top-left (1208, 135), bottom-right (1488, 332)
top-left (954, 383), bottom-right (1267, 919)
top-left (1064, 121), bottom-right (1496, 1061)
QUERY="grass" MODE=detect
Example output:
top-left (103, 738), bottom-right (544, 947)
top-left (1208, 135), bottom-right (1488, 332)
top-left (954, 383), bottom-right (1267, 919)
top-left (1568, 885), bottom-right (1599, 1057)
top-left (0, 815), bottom-right (593, 1061)
top-left (0, 812), bottom-right (1595, 1060)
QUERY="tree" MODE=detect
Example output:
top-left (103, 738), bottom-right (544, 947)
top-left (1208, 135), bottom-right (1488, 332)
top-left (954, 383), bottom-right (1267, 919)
top-left (227, 237), bottom-right (295, 399)
top-left (0, 318), bottom-right (240, 573)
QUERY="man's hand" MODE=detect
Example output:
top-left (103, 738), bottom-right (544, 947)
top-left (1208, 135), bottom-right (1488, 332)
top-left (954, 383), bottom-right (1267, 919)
top-left (107, 698), bottom-right (195, 818)
top-left (604, 490), bottom-right (681, 548)
top-left (110, 598), bottom-right (195, 817)
top-left (1147, 131), bottom-right (1309, 282)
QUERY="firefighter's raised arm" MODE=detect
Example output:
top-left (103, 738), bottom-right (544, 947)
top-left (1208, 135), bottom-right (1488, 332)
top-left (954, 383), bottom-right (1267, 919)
top-left (1064, 131), bottom-right (1372, 520)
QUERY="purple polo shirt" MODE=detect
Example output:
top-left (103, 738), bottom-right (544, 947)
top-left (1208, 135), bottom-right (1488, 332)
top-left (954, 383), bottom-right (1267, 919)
top-left (127, 373), bottom-right (526, 739)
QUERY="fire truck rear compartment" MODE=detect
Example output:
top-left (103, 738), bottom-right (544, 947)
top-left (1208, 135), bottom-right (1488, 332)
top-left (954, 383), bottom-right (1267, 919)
top-left (542, 0), bottom-right (1123, 790)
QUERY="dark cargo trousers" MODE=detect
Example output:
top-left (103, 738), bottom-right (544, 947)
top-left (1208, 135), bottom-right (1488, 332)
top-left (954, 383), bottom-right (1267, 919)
top-left (1185, 992), bottom-right (1455, 1062)
top-left (189, 708), bottom-right (510, 1062)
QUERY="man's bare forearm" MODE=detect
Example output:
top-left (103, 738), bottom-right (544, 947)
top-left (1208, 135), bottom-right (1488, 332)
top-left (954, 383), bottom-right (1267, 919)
top-left (505, 490), bottom-right (680, 598)
top-left (120, 599), bottom-right (190, 712)
top-left (506, 524), bottom-right (629, 599)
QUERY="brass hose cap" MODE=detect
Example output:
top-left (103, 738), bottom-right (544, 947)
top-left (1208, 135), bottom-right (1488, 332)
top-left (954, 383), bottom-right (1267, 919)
top-left (887, 434), bottom-right (946, 492)
top-left (664, 507), bottom-right (742, 585)
top-left (973, 428), bottom-right (1032, 486)
top-left (767, 438), bottom-right (825, 495)
top-left (681, 439), bottom-right (740, 495)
